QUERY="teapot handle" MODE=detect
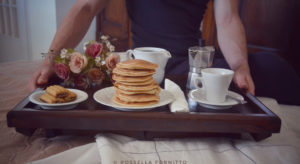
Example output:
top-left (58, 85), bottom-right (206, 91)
top-left (125, 49), bottom-right (135, 60)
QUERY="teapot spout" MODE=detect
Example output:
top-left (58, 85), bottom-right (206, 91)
top-left (163, 50), bottom-right (172, 59)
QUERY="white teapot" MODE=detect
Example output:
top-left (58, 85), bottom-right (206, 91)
top-left (125, 47), bottom-right (172, 84)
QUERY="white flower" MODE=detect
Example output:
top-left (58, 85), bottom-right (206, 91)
top-left (60, 48), bottom-right (68, 59)
top-left (109, 45), bottom-right (115, 52)
top-left (83, 41), bottom-right (90, 52)
top-left (106, 41), bottom-right (115, 52)
top-left (101, 35), bottom-right (108, 40)
top-left (106, 41), bottom-right (111, 47)
top-left (95, 56), bottom-right (101, 63)
top-left (95, 56), bottom-right (102, 67)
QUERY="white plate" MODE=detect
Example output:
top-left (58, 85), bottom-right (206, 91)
top-left (93, 87), bottom-right (174, 111)
top-left (188, 88), bottom-right (244, 110)
top-left (29, 89), bottom-right (88, 110)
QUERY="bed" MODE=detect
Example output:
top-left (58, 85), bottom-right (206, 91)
top-left (1, 60), bottom-right (299, 164)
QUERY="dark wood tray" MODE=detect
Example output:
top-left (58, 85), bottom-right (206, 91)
top-left (7, 76), bottom-right (281, 141)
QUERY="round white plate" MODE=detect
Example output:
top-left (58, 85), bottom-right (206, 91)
top-left (29, 89), bottom-right (88, 110)
top-left (93, 87), bottom-right (174, 111)
top-left (188, 88), bottom-right (244, 110)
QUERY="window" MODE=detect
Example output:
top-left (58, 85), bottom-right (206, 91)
top-left (0, 0), bottom-right (19, 37)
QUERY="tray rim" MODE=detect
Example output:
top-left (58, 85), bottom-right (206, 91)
top-left (6, 77), bottom-right (281, 141)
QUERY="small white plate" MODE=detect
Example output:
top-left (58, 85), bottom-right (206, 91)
top-left (93, 87), bottom-right (174, 111)
top-left (188, 88), bottom-right (244, 110)
top-left (29, 89), bottom-right (88, 110)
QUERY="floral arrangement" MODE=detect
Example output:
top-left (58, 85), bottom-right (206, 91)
top-left (54, 35), bottom-right (120, 89)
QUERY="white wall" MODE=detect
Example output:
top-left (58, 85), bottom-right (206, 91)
top-left (0, 0), bottom-right (96, 62)
top-left (0, 0), bottom-right (29, 62)
top-left (26, 0), bottom-right (57, 60)
top-left (55, 0), bottom-right (96, 54)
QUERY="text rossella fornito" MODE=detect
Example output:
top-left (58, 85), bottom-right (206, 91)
top-left (114, 160), bottom-right (188, 164)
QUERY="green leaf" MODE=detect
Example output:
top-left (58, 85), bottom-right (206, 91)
top-left (89, 40), bottom-right (96, 44)
top-left (54, 55), bottom-right (69, 65)
top-left (67, 48), bottom-right (75, 53)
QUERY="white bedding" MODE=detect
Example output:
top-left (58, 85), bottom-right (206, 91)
top-left (31, 98), bottom-right (300, 164)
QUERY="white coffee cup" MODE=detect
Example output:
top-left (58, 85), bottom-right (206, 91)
top-left (193, 68), bottom-right (234, 103)
top-left (125, 47), bottom-right (171, 84)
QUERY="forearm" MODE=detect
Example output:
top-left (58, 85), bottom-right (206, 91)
top-left (214, 0), bottom-right (249, 71)
top-left (216, 16), bottom-right (248, 71)
top-left (47, 0), bottom-right (107, 61)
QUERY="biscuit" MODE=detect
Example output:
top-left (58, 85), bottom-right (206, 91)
top-left (116, 59), bottom-right (158, 70)
top-left (46, 85), bottom-right (69, 98)
top-left (113, 96), bottom-right (159, 107)
top-left (40, 93), bottom-right (64, 104)
top-left (112, 74), bottom-right (153, 83)
top-left (113, 67), bottom-right (155, 77)
top-left (41, 85), bottom-right (77, 103)
top-left (63, 90), bottom-right (77, 102)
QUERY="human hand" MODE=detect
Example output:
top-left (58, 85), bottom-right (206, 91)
top-left (232, 64), bottom-right (255, 95)
top-left (28, 59), bottom-right (55, 92)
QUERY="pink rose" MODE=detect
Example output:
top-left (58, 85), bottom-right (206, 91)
top-left (69, 52), bottom-right (88, 74)
top-left (55, 63), bottom-right (69, 80)
top-left (105, 53), bottom-right (120, 71)
top-left (74, 75), bottom-right (88, 89)
top-left (87, 68), bottom-right (105, 85)
top-left (85, 42), bottom-right (103, 58)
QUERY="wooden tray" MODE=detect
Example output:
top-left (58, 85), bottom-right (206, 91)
top-left (7, 76), bottom-right (281, 141)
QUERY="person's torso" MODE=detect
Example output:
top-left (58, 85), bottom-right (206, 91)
top-left (126, 0), bottom-right (209, 55)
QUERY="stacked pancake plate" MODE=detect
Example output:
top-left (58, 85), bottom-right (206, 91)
top-left (93, 59), bottom-right (174, 111)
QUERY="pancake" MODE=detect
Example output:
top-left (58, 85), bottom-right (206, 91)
top-left (112, 59), bottom-right (160, 107)
top-left (113, 67), bottom-right (155, 77)
top-left (116, 59), bottom-right (158, 70)
top-left (114, 86), bottom-right (161, 95)
top-left (116, 92), bottom-right (159, 103)
top-left (113, 96), bottom-right (159, 107)
top-left (114, 82), bottom-right (159, 91)
top-left (112, 74), bottom-right (153, 82)
top-left (116, 79), bottom-right (155, 86)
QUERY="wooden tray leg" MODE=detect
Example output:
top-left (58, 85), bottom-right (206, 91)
top-left (16, 128), bottom-right (36, 136)
top-left (251, 133), bottom-right (272, 141)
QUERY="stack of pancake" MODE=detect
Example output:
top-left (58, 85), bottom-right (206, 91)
top-left (112, 59), bottom-right (161, 107)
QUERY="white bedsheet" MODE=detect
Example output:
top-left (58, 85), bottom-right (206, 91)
top-left (31, 97), bottom-right (300, 164)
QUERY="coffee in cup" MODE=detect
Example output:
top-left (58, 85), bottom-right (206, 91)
top-left (193, 68), bottom-right (234, 103)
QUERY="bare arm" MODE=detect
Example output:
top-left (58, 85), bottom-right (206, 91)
top-left (49, 0), bottom-right (107, 56)
top-left (214, 0), bottom-right (255, 94)
top-left (28, 0), bottom-right (107, 91)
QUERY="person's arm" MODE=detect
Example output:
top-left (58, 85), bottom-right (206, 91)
top-left (28, 0), bottom-right (107, 92)
top-left (214, 0), bottom-right (255, 94)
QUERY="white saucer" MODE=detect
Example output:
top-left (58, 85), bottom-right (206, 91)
top-left (188, 88), bottom-right (245, 110)
top-left (29, 89), bottom-right (88, 110)
top-left (93, 87), bottom-right (174, 111)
